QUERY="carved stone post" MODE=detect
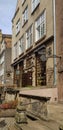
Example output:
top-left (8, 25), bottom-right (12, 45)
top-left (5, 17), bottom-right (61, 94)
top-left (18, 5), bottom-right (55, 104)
top-left (15, 102), bottom-right (27, 128)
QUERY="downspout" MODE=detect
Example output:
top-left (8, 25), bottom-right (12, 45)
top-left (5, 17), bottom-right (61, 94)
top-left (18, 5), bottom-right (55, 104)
top-left (53, 0), bottom-right (57, 85)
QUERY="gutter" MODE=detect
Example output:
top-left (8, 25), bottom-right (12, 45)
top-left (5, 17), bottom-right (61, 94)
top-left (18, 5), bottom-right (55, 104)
top-left (53, 0), bottom-right (57, 85)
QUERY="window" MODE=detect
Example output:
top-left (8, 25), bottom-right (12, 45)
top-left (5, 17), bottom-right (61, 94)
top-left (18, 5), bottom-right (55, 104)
top-left (31, 0), bottom-right (40, 13)
top-left (26, 25), bottom-right (33, 49)
top-left (14, 43), bottom-right (18, 59)
top-left (19, 36), bottom-right (24, 55)
top-left (35, 10), bottom-right (46, 42)
top-left (16, 19), bottom-right (20, 35)
top-left (22, 0), bottom-right (26, 5)
top-left (22, 6), bottom-right (28, 26)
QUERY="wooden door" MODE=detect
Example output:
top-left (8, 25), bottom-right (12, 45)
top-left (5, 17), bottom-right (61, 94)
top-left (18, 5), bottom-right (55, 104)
top-left (22, 71), bottom-right (32, 87)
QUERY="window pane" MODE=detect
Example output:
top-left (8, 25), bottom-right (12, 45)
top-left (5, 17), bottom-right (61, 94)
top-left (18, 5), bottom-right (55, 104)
top-left (26, 25), bottom-right (33, 49)
top-left (22, 7), bottom-right (28, 26)
top-left (35, 10), bottom-right (46, 41)
top-left (19, 36), bottom-right (24, 54)
top-left (32, 0), bottom-right (40, 12)
top-left (16, 20), bottom-right (20, 35)
top-left (41, 23), bottom-right (44, 36)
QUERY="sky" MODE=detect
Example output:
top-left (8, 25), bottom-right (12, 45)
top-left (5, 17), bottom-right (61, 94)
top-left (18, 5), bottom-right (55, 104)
top-left (0, 0), bottom-right (17, 34)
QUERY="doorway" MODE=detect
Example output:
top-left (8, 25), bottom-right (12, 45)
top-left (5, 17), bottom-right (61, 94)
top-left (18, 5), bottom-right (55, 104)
top-left (36, 51), bottom-right (46, 86)
top-left (22, 71), bottom-right (32, 87)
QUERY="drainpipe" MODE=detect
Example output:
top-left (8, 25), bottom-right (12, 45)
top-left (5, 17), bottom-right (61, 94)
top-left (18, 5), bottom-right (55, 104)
top-left (53, 0), bottom-right (57, 85)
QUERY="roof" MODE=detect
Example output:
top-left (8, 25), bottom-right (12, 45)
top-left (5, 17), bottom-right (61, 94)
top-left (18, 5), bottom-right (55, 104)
top-left (2, 34), bottom-right (12, 39)
top-left (2, 34), bottom-right (12, 48)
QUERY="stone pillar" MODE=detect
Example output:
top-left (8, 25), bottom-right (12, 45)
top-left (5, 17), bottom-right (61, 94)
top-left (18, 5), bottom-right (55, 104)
top-left (32, 54), bottom-right (36, 86)
top-left (15, 102), bottom-right (27, 128)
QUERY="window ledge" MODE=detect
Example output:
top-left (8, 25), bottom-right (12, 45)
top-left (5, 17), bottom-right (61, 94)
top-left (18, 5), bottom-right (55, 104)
top-left (16, 31), bottom-right (20, 37)
top-left (19, 52), bottom-right (24, 58)
top-left (14, 58), bottom-right (17, 62)
top-left (35, 35), bottom-right (46, 45)
top-left (22, 20), bottom-right (28, 28)
top-left (26, 46), bottom-right (33, 52)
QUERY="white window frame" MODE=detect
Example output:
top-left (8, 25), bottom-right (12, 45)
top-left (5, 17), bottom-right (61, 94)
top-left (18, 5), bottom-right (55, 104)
top-left (31, 0), bottom-right (40, 13)
top-left (22, 6), bottom-right (28, 26)
top-left (35, 10), bottom-right (46, 42)
top-left (19, 36), bottom-right (24, 55)
top-left (26, 25), bottom-right (33, 50)
top-left (16, 19), bottom-right (20, 35)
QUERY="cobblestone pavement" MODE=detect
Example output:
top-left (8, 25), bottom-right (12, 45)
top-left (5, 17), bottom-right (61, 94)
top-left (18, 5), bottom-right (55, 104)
top-left (0, 103), bottom-right (63, 130)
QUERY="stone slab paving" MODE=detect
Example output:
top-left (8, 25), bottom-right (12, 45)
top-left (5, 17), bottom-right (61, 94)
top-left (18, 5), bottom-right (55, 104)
top-left (0, 116), bottom-right (59, 130)
top-left (0, 117), bottom-right (15, 130)
top-left (0, 103), bottom-right (63, 130)
top-left (21, 119), bottom-right (59, 130)
top-left (47, 103), bottom-right (63, 125)
top-left (7, 117), bottom-right (59, 130)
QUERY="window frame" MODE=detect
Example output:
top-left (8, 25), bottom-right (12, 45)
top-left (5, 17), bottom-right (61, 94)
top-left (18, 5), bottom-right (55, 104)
top-left (35, 10), bottom-right (46, 42)
top-left (19, 35), bottom-right (24, 55)
top-left (22, 0), bottom-right (26, 5)
top-left (22, 6), bottom-right (28, 26)
top-left (26, 25), bottom-right (33, 50)
top-left (31, 0), bottom-right (40, 13)
top-left (14, 42), bottom-right (18, 59)
top-left (16, 19), bottom-right (20, 35)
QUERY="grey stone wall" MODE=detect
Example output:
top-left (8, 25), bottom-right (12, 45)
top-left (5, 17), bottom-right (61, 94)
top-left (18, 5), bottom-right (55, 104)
top-left (20, 97), bottom-right (48, 120)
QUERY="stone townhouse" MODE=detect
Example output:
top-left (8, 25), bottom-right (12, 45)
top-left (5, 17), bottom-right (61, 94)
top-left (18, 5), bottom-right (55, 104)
top-left (0, 30), bottom-right (12, 85)
top-left (12, 0), bottom-right (63, 102)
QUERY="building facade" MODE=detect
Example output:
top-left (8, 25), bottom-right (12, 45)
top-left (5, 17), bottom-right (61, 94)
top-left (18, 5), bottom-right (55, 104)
top-left (12, 0), bottom-right (63, 102)
top-left (0, 30), bottom-right (13, 85)
top-left (55, 0), bottom-right (63, 102)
